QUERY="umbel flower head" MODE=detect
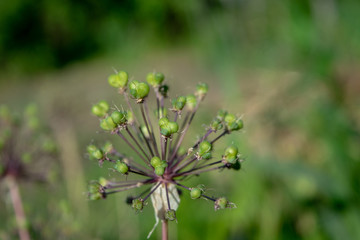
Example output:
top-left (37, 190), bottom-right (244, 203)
top-left (87, 71), bottom-right (244, 238)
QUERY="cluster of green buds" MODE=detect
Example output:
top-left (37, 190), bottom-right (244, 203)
top-left (87, 71), bottom-right (246, 238)
top-left (159, 117), bottom-right (179, 137)
top-left (0, 104), bottom-right (57, 181)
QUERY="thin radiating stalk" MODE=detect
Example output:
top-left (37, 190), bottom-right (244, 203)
top-left (141, 102), bottom-right (160, 157)
top-left (170, 112), bottom-right (189, 153)
top-left (169, 101), bottom-right (200, 163)
top-left (143, 182), bottom-right (161, 201)
top-left (210, 130), bottom-right (228, 144)
top-left (192, 129), bottom-right (214, 149)
top-left (116, 131), bottom-right (152, 168)
top-left (126, 128), bottom-right (151, 160)
top-left (173, 165), bottom-right (226, 177)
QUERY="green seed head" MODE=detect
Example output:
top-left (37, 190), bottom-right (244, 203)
top-left (198, 141), bottom-right (212, 157)
top-left (115, 161), bottom-right (129, 174)
top-left (108, 71), bottom-right (128, 88)
top-left (92, 149), bottom-right (103, 160)
top-left (129, 81), bottom-right (150, 100)
top-left (211, 118), bottom-right (223, 131)
top-left (98, 101), bottom-right (110, 113)
top-left (105, 116), bottom-right (117, 130)
top-left (217, 110), bottom-right (228, 121)
top-left (132, 198), bottom-right (144, 211)
top-left (155, 166), bottom-right (165, 176)
top-left (224, 113), bottom-right (236, 125)
top-left (186, 95), bottom-right (197, 111)
top-left (159, 117), bottom-right (169, 128)
top-left (99, 177), bottom-right (108, 187)
top-left (102, 141), bottom-right (113, 153)
top-left (190, 187), bottom-right (202, 199)
top-left (165, 209), bottom-right (176, 221)
top-left (89, 192), bottom-right (103, 200)
top-left (150, 156), bottom-right (162, 168)
top-left (224, 145), bottom-right (238, 164)
top-left (125, 111), bottom-right (134, 124)
top-left (87, 145), bottom-right (97, 154)
top-left (92, 101), bottom-right (110, 117)
top-left (196, 83), bottom-right (209, 99)
top-left (215, 197), bottom-right (228, 210)
top-left (172, 96), bottom-right (187, 111)
top-left (111, 111), bottom-right (126, 125)
top-left (168, 122), bottom-right (179, 134)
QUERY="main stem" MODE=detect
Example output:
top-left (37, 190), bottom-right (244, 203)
top-left (162, 220), bottom-right (168, 240)
top-left (6, 176), bottom-right (30, 240)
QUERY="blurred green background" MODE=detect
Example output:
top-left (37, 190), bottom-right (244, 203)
top-left (1, 0), bottom-right (360, 239)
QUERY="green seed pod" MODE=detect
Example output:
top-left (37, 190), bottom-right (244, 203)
top-left (196, 83), bottom-right (208, 98)
top-left (217, 110), bottom-right (227, 121)
top-left (168, 122), bottom-right (179, 134)
top-left (165, 209), bottom-right (176, 221)
top-left (215, 197), bottom-right (228, 210)
top-left (105, 116), bottom-right (117, 130)
top-left (132, 198), bottom-right (144, 211)
top-left (224, 113), bottom-right (236, 125)
top-left (146, 72), bottom-right (156, 86)
top-left (111, 111), bottom-right (126, 125)
top-left (158, 117), bottom-right (169, 128)
top-left (125, 111), bottom-right (134, 124)
top-left (211, 118), bottom-right (223, 131)
top-left (151, 156), bottom-right (162, 168)
top-left (160, 128), bottom-right (171, 137)
top-left (89, 192), bottom-right (103, 200)
top-left (155, 166), bottom-right (165, 176)
top-left (190, 187), bottom-right (202, 199)
top-left (88, 182), bottom-right (100, 193)
top-left (92, 105), bottom-right (105, 117)
top-left (92, 149), bottom-right (103, 160)
top-left (172, 96), bottom-right (186, 111)
top-left (155, 73), bottom-right (165, 84)
top-left (186, 95), bottom-right (197, 111)
top-left (129, 81), bottom-right (150, 100)
top-left (99, 177), bottom-right (108, 187)
top-left (100, 119), bottom-right (111, 130)
top-left (198, 141), bottom-right (212, 157)
top-left (98, 101), bottom-right (110, 113)
top-left (108, 71), bottom-right (128, 88)
top-left (87, 145), bottom-right (97, 154)
top-left (115, 161), bottom-right (129, 174)
top-left (224, 145), bottom-right (238, 164)
top-left (202, 152), bottom-right (212, 160)
top-left (102, 141), bottom-right (113, 153)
